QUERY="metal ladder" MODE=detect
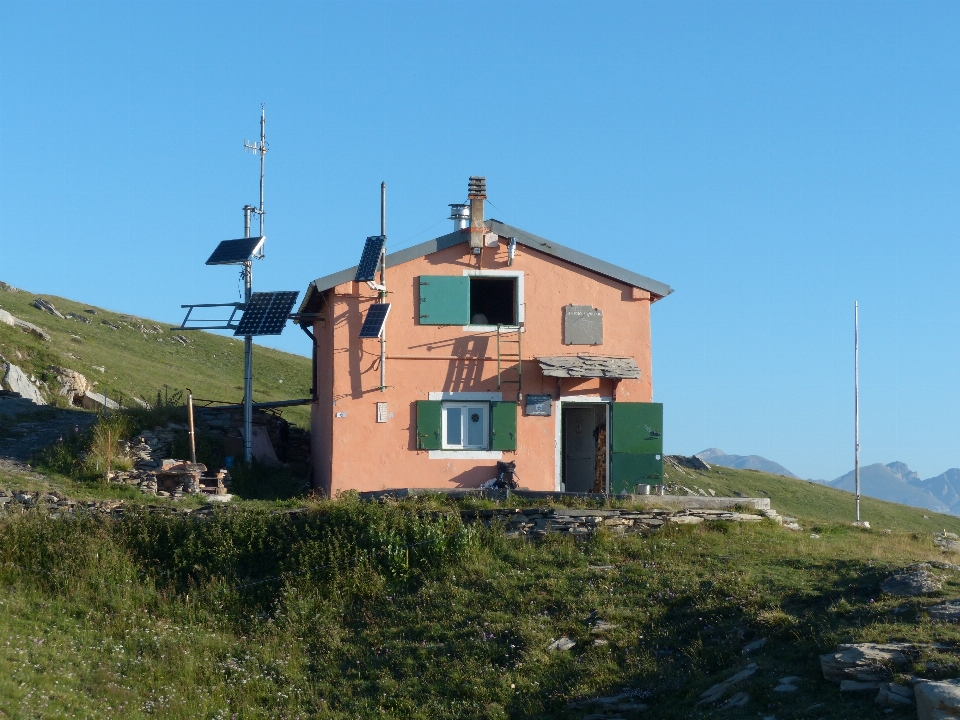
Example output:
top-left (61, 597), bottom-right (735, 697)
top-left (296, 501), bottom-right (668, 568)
top-left (496, 324), bottom-right (522, 390)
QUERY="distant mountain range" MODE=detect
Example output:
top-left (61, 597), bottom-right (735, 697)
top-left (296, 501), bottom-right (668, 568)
top-left (697, 448), bottom-right (960, 517)
top-left (696, 448), bottom-right (799, 478)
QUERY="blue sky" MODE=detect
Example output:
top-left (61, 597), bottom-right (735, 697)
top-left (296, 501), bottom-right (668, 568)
top-left (2, 1), bottom-right (957, 480)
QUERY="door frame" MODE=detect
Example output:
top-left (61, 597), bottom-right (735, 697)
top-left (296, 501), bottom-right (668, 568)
top-left (554, 396), bottom-right (612, 492)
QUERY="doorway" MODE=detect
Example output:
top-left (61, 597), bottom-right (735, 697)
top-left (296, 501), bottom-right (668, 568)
top-left (561, 403), bottom-right (608, 493)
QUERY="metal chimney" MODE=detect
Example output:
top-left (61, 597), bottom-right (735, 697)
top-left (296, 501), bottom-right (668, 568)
top-left (448, 203), bottom-right (470, 232)
top-left (467, 176), bottom-right (486, 253)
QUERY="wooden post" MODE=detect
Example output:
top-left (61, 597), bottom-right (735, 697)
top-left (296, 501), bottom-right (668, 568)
top-left (187, 389), bottom-right (197, 465)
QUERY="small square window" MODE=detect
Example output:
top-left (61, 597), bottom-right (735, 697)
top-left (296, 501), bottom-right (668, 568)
top-left (442, 402), bottom-right (488, 450)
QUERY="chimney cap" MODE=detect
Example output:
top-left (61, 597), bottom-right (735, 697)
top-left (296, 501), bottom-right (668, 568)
top-left (468, 176), bottom-right (487, 199)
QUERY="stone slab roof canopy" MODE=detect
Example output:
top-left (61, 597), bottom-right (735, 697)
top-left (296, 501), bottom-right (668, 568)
top-left (537, 355), bottom-right (641, 379)
top-left (297, 179), bottom-right (673, 321)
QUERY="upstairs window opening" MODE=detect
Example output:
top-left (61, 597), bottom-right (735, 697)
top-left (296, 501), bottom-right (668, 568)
top-left (469, 277), bottom-right (516, 326)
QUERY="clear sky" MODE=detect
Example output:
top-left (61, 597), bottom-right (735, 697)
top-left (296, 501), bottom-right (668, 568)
top-left (2, 1), bottom-right (957, 480)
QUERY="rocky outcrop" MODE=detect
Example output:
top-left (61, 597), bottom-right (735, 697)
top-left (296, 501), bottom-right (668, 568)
top-left (33, 298), bottom-right (65, 319)
top-left (2, 362), bottom-right (45, 405)
top-left (881, 565), bottom-right (943, 596)
top-left (80, 390), bottom-right (119, 411)
top-left (915, 679), bottom-right (960, 719)
top-left (820, 643), bottom-right (915, 684)
top-left (53, 367), bottom-right (91, 406)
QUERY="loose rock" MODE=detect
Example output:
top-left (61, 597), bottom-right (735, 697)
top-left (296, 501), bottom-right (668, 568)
top-left (821, 643), bottom-right (915, 684)
top-left (881, 566), bottom-right (942, 596)
top-left (697, 663), bottom-right (757, 705)
top-left (915, 679), bottom-right (960, 719)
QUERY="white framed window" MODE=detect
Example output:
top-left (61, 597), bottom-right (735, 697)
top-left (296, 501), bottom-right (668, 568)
top-left (442, 402), bottom-right (488, 450)
top-left (462, 269), bottom-right (524, 330)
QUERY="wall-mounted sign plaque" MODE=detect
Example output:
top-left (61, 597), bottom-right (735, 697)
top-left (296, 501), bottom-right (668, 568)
top-left (524, 394), bottom-right (553, 416)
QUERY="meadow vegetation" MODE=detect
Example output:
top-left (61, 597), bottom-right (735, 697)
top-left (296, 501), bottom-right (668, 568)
top-left (2, 483), bottom-right (960, 718)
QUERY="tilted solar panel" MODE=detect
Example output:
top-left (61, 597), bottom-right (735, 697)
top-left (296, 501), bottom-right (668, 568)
top-left (358, 303), bottom-right (391, 339)
top-left (234, 291), bottom-right (299, 336)
top-left (354, 236), bottom-right (385, 282)
top-left (206, 237), bottom-right (265, 265)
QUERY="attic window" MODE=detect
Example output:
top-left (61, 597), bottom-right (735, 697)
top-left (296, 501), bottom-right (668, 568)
top-left (469, 277), bottom-right (516, 326)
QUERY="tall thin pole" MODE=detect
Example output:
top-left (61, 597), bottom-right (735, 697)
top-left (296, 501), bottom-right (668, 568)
top-left (241, 107), bottom-right (267, 464)
top-left (258, 106), bottom-right (266, 237)
top-left (187, 389), bottom-right (197, 465)
top-left (242, 206), bottom-right (253, 464)
top-left (379, 182), bottom-right (387, 392)
top-left (855, 301), bottom-right (860, 522)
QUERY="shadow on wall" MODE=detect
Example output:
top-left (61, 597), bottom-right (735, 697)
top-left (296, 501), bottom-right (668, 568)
top-left (443, 336), bottom-right (490, 392)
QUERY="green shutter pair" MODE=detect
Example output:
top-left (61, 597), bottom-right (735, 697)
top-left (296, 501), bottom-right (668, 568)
top-left (416, 401), bottom-right (517, 451)
top-left (419, 276), bottom-right (470, 325)
top-left (610, 402), bottom-right (664, 493)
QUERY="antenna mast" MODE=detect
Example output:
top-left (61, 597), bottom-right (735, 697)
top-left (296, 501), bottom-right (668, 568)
top-left (855, 301), bottom-right (860, 522)
top-left (240, 106), bottom-right (267, 463)
top-left (245, 105), bottom-right (268, 237)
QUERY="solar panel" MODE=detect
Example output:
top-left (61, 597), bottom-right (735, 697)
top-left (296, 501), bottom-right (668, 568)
top-left (358, 303), bottom-right (391, 339)
top-left (234, 291), bottom-right (299, 336)
top-left (354, 236), bottom-right (385, 282)
top-left (206, 237), bottom-right (265, 265)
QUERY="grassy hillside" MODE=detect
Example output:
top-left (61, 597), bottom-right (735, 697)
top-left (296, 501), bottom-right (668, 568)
top-left (0, 283), bottom-right (311, 428)
top-left (4, 472), bottom-right (960, 717)
top-left (666, 463), bottom-right (960, 533)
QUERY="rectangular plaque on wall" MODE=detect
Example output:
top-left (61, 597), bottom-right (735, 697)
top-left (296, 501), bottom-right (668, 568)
top-left (524, 394), bottom-right (553, 416)
top-left (563, 304), bottom-right (603, 345)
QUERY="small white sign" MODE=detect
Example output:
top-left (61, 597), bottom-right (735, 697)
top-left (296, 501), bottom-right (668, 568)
top-left (335, 412), bottom-right (347, 418)
top-left (376, 402), bottom-right (388, 423)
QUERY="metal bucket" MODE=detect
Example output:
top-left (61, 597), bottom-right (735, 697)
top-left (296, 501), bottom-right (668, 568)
top-left (636, 484), bottom-right (651, 495)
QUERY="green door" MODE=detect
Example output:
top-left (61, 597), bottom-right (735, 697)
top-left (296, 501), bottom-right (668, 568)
top-left (416, 400), bottom-right (442, 450)
top-left (418, 276), bottom-right (470, 325)
top-left (490, 401), bottom-right (517, 451)
top-left (610, 402), bottom-right (663, 494)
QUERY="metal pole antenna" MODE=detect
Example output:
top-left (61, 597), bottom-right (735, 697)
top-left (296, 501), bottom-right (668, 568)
top-left (243, 228), bottom-right (253, 465)
top-left (241, 107), bottom-right (267, 464)
top-left (380, 182), bottom-right (387, 392)
top-left (258, 106), bottom-right (266, 236)
top-left (855, 301), bottom-right (860, 522)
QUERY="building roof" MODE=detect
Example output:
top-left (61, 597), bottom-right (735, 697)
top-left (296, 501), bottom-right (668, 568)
top-left (537, 355), bottom-right (641, 379)
top-left (296, 219), bottom-right (673, 322)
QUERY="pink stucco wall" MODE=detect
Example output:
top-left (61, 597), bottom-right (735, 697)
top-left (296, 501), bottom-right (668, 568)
top-left (311, 238), bottom-right (658, 497)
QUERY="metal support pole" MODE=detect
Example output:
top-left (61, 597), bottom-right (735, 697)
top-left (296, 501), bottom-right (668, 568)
top-left (855, 301), bottom-right (860, 522)
top-left (243, 202), bottom-right (254, 464)
top-left (379, 181), bottom-right (387, 392)
top-left (187, 389), bottom-right (197, 465)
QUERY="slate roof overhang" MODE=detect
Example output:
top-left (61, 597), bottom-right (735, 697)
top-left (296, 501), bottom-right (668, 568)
top-left (537, 355), bottom-right (641, 380)
top-left (296, 219), bottom-right (673, 323)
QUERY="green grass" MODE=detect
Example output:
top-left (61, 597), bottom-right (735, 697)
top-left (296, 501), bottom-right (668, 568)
top-left (669, 463), bottom-right (960, 534)
top-left (3, 481), bottom-right (960, 719)
top-left (0, 283), bottom-right (311, 428)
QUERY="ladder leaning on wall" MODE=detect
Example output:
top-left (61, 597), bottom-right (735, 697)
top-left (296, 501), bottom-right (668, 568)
top-left (496, 323), bottom-right (522, 391)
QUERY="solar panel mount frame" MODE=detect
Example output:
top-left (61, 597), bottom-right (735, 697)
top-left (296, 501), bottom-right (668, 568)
top-left (233, 291), bottom-right (299, 336)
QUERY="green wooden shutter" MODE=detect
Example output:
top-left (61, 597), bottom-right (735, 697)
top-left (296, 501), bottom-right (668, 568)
top-left (490, 401), bottom-right (517, 451)
top-left (418, 276), bottom-right (470, 325)
top-left (416, 400), bottom-right (442, 450)
top-left (610, 402), bottom-right (663, 493)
